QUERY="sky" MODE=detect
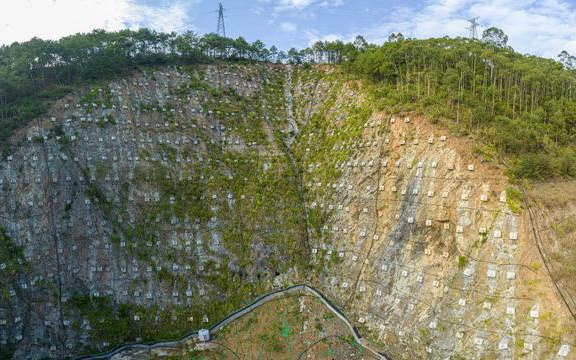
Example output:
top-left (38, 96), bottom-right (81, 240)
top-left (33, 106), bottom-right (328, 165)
top-left (0, 0), bottom-right (575, 59)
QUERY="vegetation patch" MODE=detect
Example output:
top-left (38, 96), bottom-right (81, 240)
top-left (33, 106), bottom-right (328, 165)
top-left (506, 186), bottom-right (524, 214)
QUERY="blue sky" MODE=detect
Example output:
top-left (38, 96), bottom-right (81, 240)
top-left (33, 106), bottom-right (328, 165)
top-left (1, 0), bottom-right (576, 59)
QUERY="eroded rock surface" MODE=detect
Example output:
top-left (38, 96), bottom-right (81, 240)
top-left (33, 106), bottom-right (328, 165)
top-left (0, 64), bottom-right (574, 359)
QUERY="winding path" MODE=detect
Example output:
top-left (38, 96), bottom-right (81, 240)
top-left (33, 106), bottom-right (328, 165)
top-left (74, 284), bottom-right (390, 360)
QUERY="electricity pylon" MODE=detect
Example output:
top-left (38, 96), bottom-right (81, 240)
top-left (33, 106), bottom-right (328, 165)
top-left (466, 17), bottom-right (480, 39)
top-left (217, 3), bottom-right (226, 37)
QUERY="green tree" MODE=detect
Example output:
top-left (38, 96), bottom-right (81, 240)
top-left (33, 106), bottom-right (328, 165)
top-left (558, 50), bottom-right (576, 70)
top-left (482, 27), bottom-right (508, 48)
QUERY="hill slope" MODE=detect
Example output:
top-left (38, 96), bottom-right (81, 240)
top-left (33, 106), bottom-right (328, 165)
top-left (0, 63), bottom-right (575, 360)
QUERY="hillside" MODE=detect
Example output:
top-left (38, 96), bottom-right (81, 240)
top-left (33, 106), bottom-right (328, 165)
top-left (1, 31), bottom-right (576, 360)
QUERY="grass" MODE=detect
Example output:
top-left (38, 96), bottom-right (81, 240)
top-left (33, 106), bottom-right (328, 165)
top-left (551, 218), bottom-right (576, 238)
top-left (506, 186), bottom-right (523, 214)
top-left (457, 256), bottom-right (467, 269)
top-left (530, 261), bottom-right (542, 272)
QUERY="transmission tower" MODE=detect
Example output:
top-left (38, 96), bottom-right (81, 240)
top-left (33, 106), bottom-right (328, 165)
top-left (466, 17), bottom-right (480, 39)
top-left (217, 3), bottom-right (226, 37)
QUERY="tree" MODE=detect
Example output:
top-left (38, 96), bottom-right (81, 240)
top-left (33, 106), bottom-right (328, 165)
top-left (277, 50), bottom-right (287, 64)
top-left (482, 27), bottom-right (508, 48)
top-left (232, 37), bottom-right (250, 59)
top-left (388, 33), bottom-right (405, 42)
top-left (558, 50), bottom-right (576, 70)
top-left (353, 35), bottom-right (368, 51)
top-left (251, 40), bottom-right (267, 61)
top-left (269, 45), bottom-right (278, 63)
top-left (287, 48), bottom-right (303, 64)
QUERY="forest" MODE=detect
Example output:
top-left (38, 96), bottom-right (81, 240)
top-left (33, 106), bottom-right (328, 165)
top-left (346, 31), bottom-right (576, 179)
top-left (1, 28), bottom-right (575, 179)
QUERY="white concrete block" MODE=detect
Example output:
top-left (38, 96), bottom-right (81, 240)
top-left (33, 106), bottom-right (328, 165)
top-left (558, 344), bottom-right (570, 357)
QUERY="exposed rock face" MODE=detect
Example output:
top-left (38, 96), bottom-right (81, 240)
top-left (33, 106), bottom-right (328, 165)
top-left (0, 64), bottom-right (307, 359)
top-left (0, 64), bottom-right (574, 359)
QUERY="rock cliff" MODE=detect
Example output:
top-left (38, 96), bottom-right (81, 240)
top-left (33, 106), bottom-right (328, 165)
top-left (0, 64), bottom-right (574, 359)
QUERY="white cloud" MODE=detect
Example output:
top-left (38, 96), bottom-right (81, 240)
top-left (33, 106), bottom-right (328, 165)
top-left (423, 0), bottom-right (573, 57)
top-left (303, 0), bottom-right (576, 58)
top-left (280, 21), bottom-right (298, 32)
top-left (278, 0), bottom-right (314, 10)
top-left (303, 29), bottom-right (351, 46)
top-left (275, 0), bottom-right (343, 12)
top-left (123, 1), bottom-right (192, 33)
top-left (319, 0), bottom-right (344, 7)
top-left (0, 0), bottom-right (195, 45)
top-left (468, 0), bottom-right (576, 57)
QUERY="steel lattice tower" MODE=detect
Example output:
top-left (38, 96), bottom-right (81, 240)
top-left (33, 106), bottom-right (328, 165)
top-left (217, 3), bottom-right (226, 37)
top-left (466, 17), bottom-right (480, 39)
